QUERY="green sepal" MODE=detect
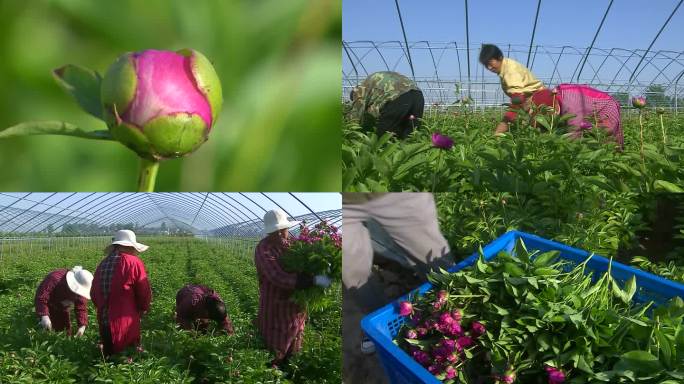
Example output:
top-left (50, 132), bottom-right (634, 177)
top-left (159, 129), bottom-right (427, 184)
top-left (142, 113), bottom-right (208, 159)
top-left (101, 52), bottom-right (137, 126)
top-left (110, 122), bottom-right (155, 160)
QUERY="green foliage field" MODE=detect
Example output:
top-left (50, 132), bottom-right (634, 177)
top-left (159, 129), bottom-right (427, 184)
top-left (344, 107), bottom-right (684, 273)
top-left (0, 0), bottom-right (341, 191)
top-left (0, 238), bottom-right (341, 383)
top-left (343, 109), bottom-right (684, 192)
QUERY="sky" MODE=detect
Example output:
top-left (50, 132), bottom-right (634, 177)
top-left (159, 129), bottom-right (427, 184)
top-left (342, 0), bottom-right (684, 98)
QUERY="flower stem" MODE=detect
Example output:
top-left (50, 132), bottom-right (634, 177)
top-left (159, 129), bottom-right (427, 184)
top-left (550, 93), bottom-right (556, 132)
top-left (638, 112), bottom-right (645, 166)
top-left (660, 114), bottom-right (666, 146)
top-left (431, 150), bottom-right (442, 193)
top-left (137, 158), bottom-right (159, 192)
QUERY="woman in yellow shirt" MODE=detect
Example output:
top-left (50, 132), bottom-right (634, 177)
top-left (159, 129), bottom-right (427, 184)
top-left (479, 44), bottom-right (623, 148)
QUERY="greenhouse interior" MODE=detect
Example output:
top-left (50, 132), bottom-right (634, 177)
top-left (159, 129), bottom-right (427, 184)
top-left (0, 192), bottom-right (342, 383)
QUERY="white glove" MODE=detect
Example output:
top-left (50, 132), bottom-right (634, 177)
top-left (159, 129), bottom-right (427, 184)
top-left (40, 315), bottom-right (52, 331)
top-left (75, 325), bottom-right (86, 337)
top-left (313, 275), bottom-right (332, 288)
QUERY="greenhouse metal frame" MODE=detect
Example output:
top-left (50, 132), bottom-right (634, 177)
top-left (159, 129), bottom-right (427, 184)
top-left (343, 0), bottom-right (684, 110)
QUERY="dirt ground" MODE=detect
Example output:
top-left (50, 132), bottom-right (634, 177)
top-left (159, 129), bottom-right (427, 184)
top-left (342, 257), bottom-right (423, 384)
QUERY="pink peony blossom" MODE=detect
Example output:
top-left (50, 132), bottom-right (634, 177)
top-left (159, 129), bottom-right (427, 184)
top-left (405, 329), bottom-right (418, 339)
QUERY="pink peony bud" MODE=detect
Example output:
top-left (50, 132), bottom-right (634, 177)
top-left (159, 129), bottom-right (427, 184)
top-left (405, 329), bottom-right (418, 339)
top-left (431, 133), bottom-right (454, 150)
top-left (101, 49), bottom-right (222, 160)
top-left (456, 336), bottom-right (474, 350)
top-left (445, 365), bottom-right (458, 379)
top-left (446, 322), bottom-right (462, 337)
top-left (408, 114), bottom-right (416, 120)
top-left (495, 368), bottom-right (517, 383)
top-left (428, 364), bottom-right (444, 375)
top-left (439, 312), bottom-right (454, 326)
top-left (471, 321), bottom-right (486, 337)
top-left (545, 366), bottom-right (566, 384)
top-left (412, 350), bottom-right (431, 366)
top-left (632, 96), bottom-right (646, 109)
top-left (503, 111), bottom-right (517, 123)
top-left (398, 301), bottom-right (413, 316)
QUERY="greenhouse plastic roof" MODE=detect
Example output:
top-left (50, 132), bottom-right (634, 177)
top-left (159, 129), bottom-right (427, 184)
top-left (0, 193), bottom-right (341, 237)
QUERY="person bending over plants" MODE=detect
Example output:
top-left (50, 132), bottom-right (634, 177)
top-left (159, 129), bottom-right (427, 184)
top-left (91, 230), bottom-right (152, 357)
top-left (254, 209), bottom-right (331, 368)
top-left (34, 265), bottom-right (93, 337)
top-left (348, 71), bottom-right (425, 139)
top-left (175, 284), bottom-right (235, 335)
top-left (479, 44), bottom-right (623, 147)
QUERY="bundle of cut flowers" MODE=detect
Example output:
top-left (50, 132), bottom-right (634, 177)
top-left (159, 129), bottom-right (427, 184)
top-left (395, 239), bottom-right (684, 383)
top-left (279, 221), bottom-right (342, 311)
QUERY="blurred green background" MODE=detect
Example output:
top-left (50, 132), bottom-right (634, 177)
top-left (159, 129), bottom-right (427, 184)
top-left (0, 0), bottom-right (341, 191)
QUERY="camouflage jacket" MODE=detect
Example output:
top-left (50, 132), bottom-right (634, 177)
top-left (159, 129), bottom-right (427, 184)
top-left (349, 71), bottom-right (419, 123)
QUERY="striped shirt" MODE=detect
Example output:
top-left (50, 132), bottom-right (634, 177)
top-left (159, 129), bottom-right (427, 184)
top-left (99, 252), bottom-right (121, 327)
top-left (254, 235), bottom-right (307, 359)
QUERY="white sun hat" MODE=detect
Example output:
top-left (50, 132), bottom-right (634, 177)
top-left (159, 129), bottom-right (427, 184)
top-left (263, 209), bottom-right (301, 235)
top-left (66, 266), bottom-right (93, 300)
top-left (111, 229), bottom-right (149, 253)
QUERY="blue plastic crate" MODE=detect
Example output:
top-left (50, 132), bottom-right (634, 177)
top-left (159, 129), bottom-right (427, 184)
top-left (360, 230), bottom-right (684, 384)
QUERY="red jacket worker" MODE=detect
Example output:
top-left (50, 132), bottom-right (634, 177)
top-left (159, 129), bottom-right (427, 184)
top-left (91, 230), bottom-right (152, 357)
top-left (175, 284), bottom-right (235, 334)
top-left (35, 266), bottom-right (93, 337)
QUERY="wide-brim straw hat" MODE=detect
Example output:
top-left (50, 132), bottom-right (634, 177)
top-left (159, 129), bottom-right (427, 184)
top-left (66, 266), bottom-right (93, 300)
top-left (263, 209), bottom-right (301, 235)
top-left (110, 229), bottom-right (149, 253)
